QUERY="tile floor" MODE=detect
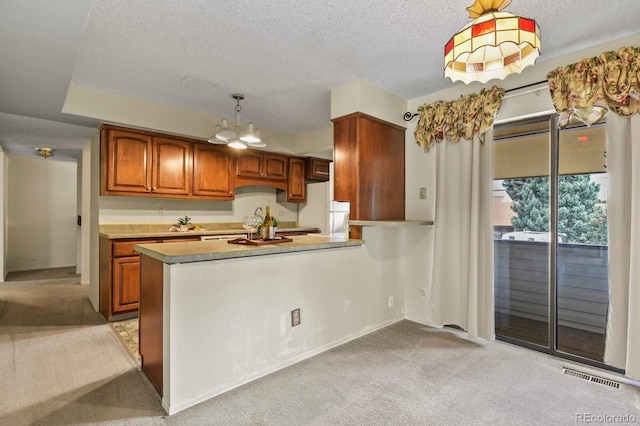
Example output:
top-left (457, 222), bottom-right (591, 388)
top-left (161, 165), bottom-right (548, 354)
top-left (110, 318), bottom-right (140, 363)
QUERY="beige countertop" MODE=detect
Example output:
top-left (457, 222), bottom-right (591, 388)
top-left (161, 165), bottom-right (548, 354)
top-left (135, 234), bottom-right (364, 264)
top-left (99, 222), bottom-right (319, 239)
top-left (349, 220), bottom-right (434, 227)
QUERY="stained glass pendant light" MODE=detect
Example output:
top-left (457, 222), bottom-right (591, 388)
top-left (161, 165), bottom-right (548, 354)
top-left (444, 0), bottom-right (541, 84)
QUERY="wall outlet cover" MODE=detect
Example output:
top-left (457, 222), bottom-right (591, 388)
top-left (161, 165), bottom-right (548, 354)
top-left (291, 308), bottom-right (301, 327)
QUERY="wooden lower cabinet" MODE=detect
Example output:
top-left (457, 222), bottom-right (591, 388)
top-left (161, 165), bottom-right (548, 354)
top-left (100, 235), bottom-right (199, 321)
top-left (112, 256), bottom-right (142, 314)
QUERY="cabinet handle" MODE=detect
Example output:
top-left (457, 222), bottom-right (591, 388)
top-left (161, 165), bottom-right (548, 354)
top-left (315, 171), bottom-right (329, 175)
top-left (152, 187), bottom-right (157, 191)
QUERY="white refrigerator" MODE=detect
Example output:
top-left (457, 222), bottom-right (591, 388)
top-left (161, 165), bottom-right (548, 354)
top-left (299, 174), bottom-right (350, 237)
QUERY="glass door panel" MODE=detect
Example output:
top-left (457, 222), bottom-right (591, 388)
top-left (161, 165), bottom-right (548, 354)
top-left (493, 119), bottom-right (551, 349)
top-left (556, 123), bottom-right (608, 361)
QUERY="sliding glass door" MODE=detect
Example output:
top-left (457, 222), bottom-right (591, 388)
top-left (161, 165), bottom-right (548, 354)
top-left (493, 116), bottom-right (610, 366)
top-left (555, 122), bottom-right (608, 361)
top-left (493, 118), bottom-right (551, 350)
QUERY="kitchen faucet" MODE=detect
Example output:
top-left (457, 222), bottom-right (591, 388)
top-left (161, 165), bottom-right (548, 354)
top-left (254, 206), bottom-right (263, 221)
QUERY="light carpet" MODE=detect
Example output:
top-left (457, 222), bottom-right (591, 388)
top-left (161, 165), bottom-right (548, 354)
top-left (1, 271), bottom-right (638, 425)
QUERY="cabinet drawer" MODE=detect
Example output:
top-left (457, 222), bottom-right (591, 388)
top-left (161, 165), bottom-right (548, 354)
top-left (112, 240), bottom-right (160, 257)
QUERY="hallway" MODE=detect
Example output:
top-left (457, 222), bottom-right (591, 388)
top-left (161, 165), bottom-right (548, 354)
top-left (0, 269), bottom-right (163, 424)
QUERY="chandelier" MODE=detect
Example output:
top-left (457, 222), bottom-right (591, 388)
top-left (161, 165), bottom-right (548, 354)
top-left (208, 94), bottom-right (265, 149)
top-left (444, 0), bottom-right (541, 84)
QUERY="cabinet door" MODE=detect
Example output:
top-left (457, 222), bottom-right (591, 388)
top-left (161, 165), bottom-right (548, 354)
top-left (192, 143), bottom-right (235, 199)
top-left (306, 158), bottom-right (331, 181)
top-left (287, 157), bottom-right (306, 202)
top-left (264, 154), bottom-right (287, 181)
top-left (151, 137), bottom-right (191, 195)
top-left (104, 129), bottom-right (152, 193)
top-left (236, 151), bottom-right (265, 179)
top-left (112, 256), bottom-right (141, 314)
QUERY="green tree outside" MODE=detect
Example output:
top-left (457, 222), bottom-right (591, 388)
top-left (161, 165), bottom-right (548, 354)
top-left (502, 175), bottom-right (607, 244)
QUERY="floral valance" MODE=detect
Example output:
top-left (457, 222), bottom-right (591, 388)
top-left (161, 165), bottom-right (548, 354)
top-left (414, 86), bottom-right (505, 150)
top-left (547, 46), bottom-right (640, 128)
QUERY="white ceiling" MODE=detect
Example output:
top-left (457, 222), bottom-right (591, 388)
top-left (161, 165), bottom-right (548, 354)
top-left (2, 0), bottom-right (640, 161)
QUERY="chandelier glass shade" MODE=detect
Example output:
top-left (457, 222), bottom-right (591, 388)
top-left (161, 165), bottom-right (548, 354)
top-left (208, 94), bottom-right (265, 149)
top-left (444, 0), bottom-right (541, 84)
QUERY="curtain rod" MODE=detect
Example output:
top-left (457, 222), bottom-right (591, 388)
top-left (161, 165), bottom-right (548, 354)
top-left (404, 79), bottom-right (550, 121)
top-left (503, 80), bottom-right (549, 100)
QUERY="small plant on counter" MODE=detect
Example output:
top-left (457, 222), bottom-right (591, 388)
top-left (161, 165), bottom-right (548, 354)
top-left (177, 216), bottom-right (192, 226)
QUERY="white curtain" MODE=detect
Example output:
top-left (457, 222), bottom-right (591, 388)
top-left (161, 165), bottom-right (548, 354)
top-left (425, 132), bottom-right (495, 340)
top-left (604, 113), bottom-right (640, 380)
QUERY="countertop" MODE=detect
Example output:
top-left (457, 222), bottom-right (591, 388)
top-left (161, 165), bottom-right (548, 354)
top-left (348, 220), bottom-right (434, 227)
top-left (135, 234), bottom-right (364, 264)
top-left (99, 224), bottom-right (320, 239)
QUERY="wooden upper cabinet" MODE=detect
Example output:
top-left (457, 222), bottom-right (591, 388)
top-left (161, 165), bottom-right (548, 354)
top-left (192, 143), bottom-right (235, 199)
top-left (236, 151), bottom-right (287, 181)
top-left (305, 158), bottom-right (331, 181)
top-left (101, 125), bottom-right (191, 197)
top-left (101, 124), bottom-right (315, 200)
top-left (263, 154), bottom-right (287, 181)
top-left (236, 151), bottom-right (264, 179)
top-left (103, 128), bottom-right (153, 194)
top-left (333, 112), bottom-right (405, 221)
top-left (151, 137), bottom-right (191, 195)
top-left (284, 157), bottom-right (306, 202)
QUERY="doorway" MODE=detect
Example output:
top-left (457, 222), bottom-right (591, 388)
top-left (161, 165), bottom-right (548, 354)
top-left (493, 115), bottom-right (611, 368)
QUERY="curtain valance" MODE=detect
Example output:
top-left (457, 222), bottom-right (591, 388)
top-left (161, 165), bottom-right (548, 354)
top-left (547, 46), bottom-right (640, 128)
top-left (414, 86), bottom-right (504, 150)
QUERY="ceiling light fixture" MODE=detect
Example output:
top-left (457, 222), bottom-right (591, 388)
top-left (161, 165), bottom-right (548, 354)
top-left (35, 147), bottom-right (54, 159)
top-left (444, 0), bottom-right (541, 84)
top-left (208, 94), bottom-right (265, 149)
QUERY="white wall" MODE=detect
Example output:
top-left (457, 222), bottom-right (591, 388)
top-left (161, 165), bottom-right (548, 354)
top-left (99, 187), bottom-right (300, 226)
top-left (330, 79), bottom-right (407, 129)
top-left (64, 84), bottom-right (298, 155)
top-left (7, 155), bottom-right (77, 272)
top-left (0, 150), bottom-right (7, 281)
top-left (89, 133), bottom-right (100, 310)
top-left (80, 142), bottom-right (92, 286)
top-left (163, 231), bottom-right (405, 414)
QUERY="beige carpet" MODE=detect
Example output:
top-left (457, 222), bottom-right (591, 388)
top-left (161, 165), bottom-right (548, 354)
top-left (1, 269), bottom-right (639, 425)
top-left (0, 269), bottom-right (164, 425)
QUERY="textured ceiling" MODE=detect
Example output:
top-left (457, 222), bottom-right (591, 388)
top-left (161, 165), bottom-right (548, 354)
top-left (2, 0), bottom-right (640, 159)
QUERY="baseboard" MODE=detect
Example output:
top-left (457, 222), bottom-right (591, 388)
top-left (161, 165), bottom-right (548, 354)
top-left (6, 263), bottom-right (77, 273)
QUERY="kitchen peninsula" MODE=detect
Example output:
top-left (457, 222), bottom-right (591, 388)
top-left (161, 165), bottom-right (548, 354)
top-left (134, 234), bottom-right (406, 414)
top-left (98, 223), bottom-right (320, 321)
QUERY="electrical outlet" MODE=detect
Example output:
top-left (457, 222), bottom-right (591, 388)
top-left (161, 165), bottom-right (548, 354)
top-left (158, 205), bottom-right (165, 216)
top-left (291, 308), bottom-right (301, 327)
top-left (419, 187), bottom-right (427, 200)
top-left (388, 296), bottom-right (394, 308)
